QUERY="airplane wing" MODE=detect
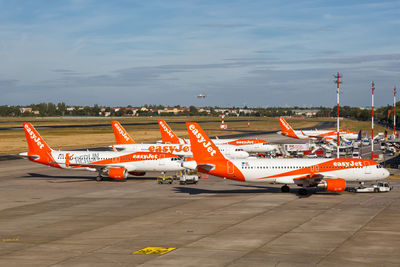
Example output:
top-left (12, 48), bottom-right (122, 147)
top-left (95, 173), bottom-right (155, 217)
top-left (53, 162), bottom-right (128, 171)
top-left (293, 172), bottom-right (340, 187)
top-left (294, 173), bottom-right (324, 181)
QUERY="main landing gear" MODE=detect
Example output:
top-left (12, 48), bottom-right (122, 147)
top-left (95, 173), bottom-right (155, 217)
top-left (281, 185), bottom-right (308, 195)
top-left (298, 188), bottom-right (308, 196)
top-left (96, 174), bottom-right (103, 182)
top-left (281, 185), bottom-right (290, 193)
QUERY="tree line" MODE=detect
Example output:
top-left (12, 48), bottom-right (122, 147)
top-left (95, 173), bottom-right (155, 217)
top-left (0, 102), bottom-right (398, 125)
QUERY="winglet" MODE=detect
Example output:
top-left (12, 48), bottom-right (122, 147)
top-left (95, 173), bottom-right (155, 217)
top-left (186, 122), bottom-right (225, 163)
top-left (158, 120), bottom-right (181, 144)
top-left (279, 117), bottom-right (299, 139)
top-left (111, 121), bottom-right (136, 144)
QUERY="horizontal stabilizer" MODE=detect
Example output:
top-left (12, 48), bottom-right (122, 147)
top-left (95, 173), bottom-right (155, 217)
top-left (197, 164), bottom-right (216, 172)
top-left (18, 152), bottom-right (40, 160)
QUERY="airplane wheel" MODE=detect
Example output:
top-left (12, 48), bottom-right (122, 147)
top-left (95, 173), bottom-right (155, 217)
top-left (299, 188), bottom-right (308, 195)
top-left (281, 185), bottom-right (290, 193)
top-left (96, 176), bottom-right (103, 182)
top-left (374, 188), bottom-right (379, 193)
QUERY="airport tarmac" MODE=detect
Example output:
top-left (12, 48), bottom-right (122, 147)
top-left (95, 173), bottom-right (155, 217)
top-left (0, 158), bottom-right (399, 266)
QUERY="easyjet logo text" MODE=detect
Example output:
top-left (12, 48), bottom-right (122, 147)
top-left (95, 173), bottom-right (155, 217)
top-left (228, 140), bottom-right (263, 145)
top-left (132, 154), bottom-right (159, 160)
top-left (114, 123), bottom-right (130, 142)
top-left (333, 161), bottom-right (363, 167)
top-left (149, 145), bottom-right (190, 153)
top-left (25, 124), bottom-right (44, 150)
top-left (189, 124), bottom-right (216, 156)
top-left (159, 121), bottom-right (174, 139)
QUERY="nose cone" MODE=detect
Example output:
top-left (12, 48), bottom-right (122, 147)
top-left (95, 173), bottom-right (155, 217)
top-left (382, 168), bottom-right (390, 179)
top-left (182, 160), bottom-right (197, 170)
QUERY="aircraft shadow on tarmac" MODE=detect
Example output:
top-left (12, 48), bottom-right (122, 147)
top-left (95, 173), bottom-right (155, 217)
top-left (173, 184), bottom-right (339, 198)
top-left (24, 173), bottom-right (95, 182)
top-left (23, 173), bottom-right (159, 182)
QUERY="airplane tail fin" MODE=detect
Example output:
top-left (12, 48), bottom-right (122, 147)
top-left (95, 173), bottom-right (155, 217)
top-left (186, 122), bottom-right (245, 181)
top-left (22, 123), bottom-right (57, 166)
top-left (279, 117), bottom-right (299, 139)
top-left (186, 122), bottom-right (226, 163)
top-left (111, 121), bottom-right (136, 145)
top-left (158, 120), bottom-right (181, 144)
top-left (357, 130), bottom-right (362, 141)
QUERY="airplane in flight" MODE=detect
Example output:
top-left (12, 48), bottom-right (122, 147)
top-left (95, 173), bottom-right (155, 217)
top-left (110, 121), bottom-right (249, 159)
top-left (183, 122), bottom-right (389, 195)
top-left (19, 123), bottom-right (185, 181)
top-left (277, 117), bottom-right (359, 142)
top-left (158, 120), bottom-right (278, 153)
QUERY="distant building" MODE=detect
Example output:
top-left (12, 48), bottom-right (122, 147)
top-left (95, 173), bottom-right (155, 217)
top-left (19, 107), bottom-right (32, 113)
top-left (292, 109), bottom-right (319, 117)
top-left (158, 107), bottom-right (188, 115)
top-left (19, 107), bottom-right (40, 115)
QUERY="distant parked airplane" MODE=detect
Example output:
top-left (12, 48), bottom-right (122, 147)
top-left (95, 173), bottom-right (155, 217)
top-left (158, 120), bottom-right (278, 153)
top-left (277, 117), bottom-right (359, 142)
top-left (111, 121), bottom-right (249, 159)
top-left (19, 123), bottom-right (184, 181)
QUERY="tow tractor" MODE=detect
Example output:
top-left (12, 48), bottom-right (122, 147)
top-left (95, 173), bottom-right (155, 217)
top-left (157, 171), bottom-right (200, 185)
top-left (348, 182), bottom-right (393, 193)
top-left (157, 176), bottom-right (174, 184)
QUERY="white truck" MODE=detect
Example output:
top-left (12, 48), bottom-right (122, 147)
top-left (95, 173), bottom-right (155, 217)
top-left (179, 173), bottom-right (199, 185)
top-left (349, 182), bottom-right (393, 193)
top-left (352, 151), bottom-right (361, 158)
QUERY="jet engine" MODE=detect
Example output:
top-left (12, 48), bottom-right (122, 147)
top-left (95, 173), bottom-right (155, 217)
top-left (108, 168), bottom-right (128, 179)
top-left (317, 178), bottom-right (346, 192)
top-left (128, 171), bottom-right (146, 176)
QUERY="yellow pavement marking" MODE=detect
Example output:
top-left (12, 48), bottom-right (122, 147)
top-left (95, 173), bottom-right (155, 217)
top-left (2, 237), bottom-right (19, 242)
top-left (132, 247), bottom-right (176, 255)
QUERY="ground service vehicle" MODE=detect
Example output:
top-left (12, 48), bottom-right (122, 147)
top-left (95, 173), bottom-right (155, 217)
top-left (179, 174), bottom-right (199, 185)
top-left (157, 176), bottom-right (174, 184)
top-left (349, 182), bottom-right (393, 193)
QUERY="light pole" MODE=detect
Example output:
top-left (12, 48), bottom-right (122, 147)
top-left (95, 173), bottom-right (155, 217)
top-left (371, 81), bottom-right (375, 159)
top-left (333, 73), bottom-right (342, 158)
top-left (394, 86), bottom-right (396, 138)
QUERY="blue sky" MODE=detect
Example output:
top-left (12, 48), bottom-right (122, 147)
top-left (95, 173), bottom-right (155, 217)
top-left (0, 0), bottom-right (399, 107)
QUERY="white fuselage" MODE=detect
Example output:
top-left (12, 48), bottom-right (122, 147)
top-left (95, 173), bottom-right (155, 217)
top-left (293, 130), bottom-right (359, 141)
top-left (51, 150), bottom-right (184, 172)
top-left (232, 158), bottom-right (389, 183)
top-left (165, 138), bottom-right (277, 154)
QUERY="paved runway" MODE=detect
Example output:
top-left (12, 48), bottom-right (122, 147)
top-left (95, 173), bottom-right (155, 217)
top-left (0, 158), bottom-right (399, 266)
